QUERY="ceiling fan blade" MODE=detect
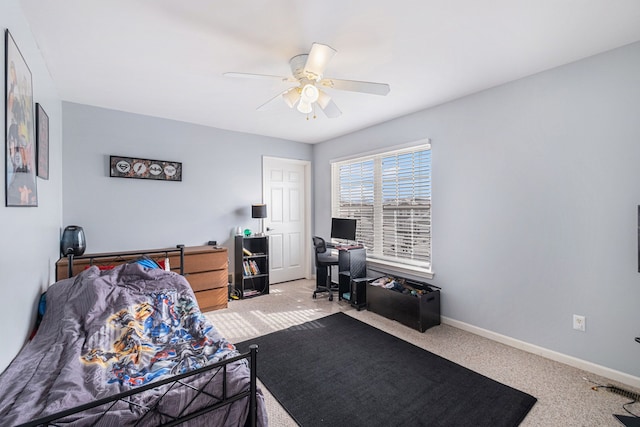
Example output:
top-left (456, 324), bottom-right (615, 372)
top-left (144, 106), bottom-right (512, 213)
top-left (317, 90), bottom-right (342, 118)
top-left (319, 77), bottom-right (390, 96)
top-left (224, 72), bottom-right (297, 83)
top-left (257, 90), bottom-right (291, 111)
top-left (303, 43), bottom-right (337, 81)
top-left (319, 100), bottom-right (342, 118)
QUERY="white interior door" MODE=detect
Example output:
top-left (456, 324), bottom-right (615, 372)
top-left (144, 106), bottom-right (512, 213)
top-left (263, 157), bottom-right (310, 284)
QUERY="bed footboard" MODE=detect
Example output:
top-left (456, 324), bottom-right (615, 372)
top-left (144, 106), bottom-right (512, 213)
top-left (16, 345), bottom-right (259, 427)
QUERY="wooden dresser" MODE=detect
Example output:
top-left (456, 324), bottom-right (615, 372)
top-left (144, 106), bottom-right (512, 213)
top-left (177, 246), bottom-right (228, 312)
top-left (55, 245), bottom-right (229, 312)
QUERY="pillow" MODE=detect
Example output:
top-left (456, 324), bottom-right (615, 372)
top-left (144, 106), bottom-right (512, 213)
top-left (29, 292), bottom-right (47, 340)
top-left (84, 265), bottom-right (116, 271)
top-left (132, 257), bottom-right (161, 269)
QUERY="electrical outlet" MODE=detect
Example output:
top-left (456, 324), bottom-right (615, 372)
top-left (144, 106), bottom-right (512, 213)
top-left (573, 314), bottom-right (586, 332)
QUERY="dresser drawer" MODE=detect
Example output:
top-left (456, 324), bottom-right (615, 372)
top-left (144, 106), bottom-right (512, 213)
top-left (186, 270), bottom-right (227, 292)
top-left (170, 248), bottom-right (227, 273)
top-left (186, 251), bottom-right (227, 272)
top-left (195, 288), bottom-right (228, 312)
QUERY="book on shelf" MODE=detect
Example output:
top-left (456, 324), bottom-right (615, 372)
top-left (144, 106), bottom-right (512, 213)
top-left (243, 289), bottom-right (260, 297)
top-left (250, 260), bottom-right (260, 275)
top-left (243, 260), bottom-right (261, 276)
top-left (243, 247), bottom-right (253, 256)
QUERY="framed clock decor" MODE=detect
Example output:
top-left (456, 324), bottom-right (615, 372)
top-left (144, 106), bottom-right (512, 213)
top-left (109, 155), bottom-right (182, 181)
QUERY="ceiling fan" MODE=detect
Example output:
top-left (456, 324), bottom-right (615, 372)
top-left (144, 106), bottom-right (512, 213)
top-left (224, 43), bottom-right (390, 119)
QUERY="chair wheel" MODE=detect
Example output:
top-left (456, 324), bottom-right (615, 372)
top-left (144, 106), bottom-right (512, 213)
top-left (312, 293), bottom-right (316, 299)
top-left (329, 295), bottom-right (333, 301)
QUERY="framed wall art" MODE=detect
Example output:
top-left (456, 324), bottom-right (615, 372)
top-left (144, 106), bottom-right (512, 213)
top-left (5, 29), bottom-right (37, 206)
top-left (110, 156), bottom-right (182, 181)
top-left (36, 103), bottom-right (49, 180)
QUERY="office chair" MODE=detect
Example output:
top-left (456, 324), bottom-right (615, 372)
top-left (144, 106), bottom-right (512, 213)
top-left (312, 236), bottom-right (339, 301)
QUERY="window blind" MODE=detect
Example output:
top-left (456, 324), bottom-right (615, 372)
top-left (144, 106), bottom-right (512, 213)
top-left (331, 142), bottom-right (431, 269)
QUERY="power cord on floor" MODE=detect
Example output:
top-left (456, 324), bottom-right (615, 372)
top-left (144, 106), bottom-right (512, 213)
top-left (623, 401), bottom-right (640, 418)
top-left (584, 377), bottom-right (640, 418)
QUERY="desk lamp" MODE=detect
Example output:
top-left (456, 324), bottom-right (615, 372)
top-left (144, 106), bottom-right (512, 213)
top-left (251, 204), bottom-right (267, 236)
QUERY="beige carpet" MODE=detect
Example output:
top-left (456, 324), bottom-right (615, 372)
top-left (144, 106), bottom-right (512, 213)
top-left (205, 279), bottom-right (639, 426)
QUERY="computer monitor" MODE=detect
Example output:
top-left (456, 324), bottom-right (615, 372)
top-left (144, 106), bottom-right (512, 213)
top-left (331, 217), bottom-right (357, 242)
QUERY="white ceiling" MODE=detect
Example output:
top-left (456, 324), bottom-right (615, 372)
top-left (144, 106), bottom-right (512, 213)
top-left (19, 0), bottom-right (640, 144)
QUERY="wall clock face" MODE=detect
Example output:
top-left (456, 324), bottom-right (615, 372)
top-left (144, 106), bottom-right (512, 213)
top-left (133, 162), bottom-right (147, 175)
top-left (164, 165), bottom-right (177, 177)
top-left (149, 164), bottom-right (162, 176)
top-left (116, 160), bottom-right (131, 173)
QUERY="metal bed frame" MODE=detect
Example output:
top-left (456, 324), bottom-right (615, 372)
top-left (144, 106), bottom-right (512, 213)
top-left (16, 345), bottom-right (258, 427)
top-left (19, 246), bottom-right (260, 427)
top-left (62, 245), bottom-right (187, 280)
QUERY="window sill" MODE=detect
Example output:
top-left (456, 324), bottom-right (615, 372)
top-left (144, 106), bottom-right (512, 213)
top-left (366, 258), bottom-right (434, 281)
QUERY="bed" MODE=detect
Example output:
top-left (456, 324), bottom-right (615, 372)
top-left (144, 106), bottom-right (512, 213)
top-left (0, 249), bottom-right (267, 426)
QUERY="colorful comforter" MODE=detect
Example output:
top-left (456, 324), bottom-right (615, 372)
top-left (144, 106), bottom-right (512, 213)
top-left (0, 263), bottom-right (266, 426)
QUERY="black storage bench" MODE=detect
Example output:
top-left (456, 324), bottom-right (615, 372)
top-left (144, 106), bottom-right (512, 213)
top-left (366, 274), bottom-right (440, 332)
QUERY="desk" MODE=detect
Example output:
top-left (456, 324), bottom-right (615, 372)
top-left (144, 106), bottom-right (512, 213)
top-left (336, 246), bottom-right (366, 305)
top-left (315, 245), bottom-right (366, 299)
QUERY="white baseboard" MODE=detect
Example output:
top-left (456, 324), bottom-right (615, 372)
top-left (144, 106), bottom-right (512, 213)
top-left (441, 316), bottom-right (640, 390)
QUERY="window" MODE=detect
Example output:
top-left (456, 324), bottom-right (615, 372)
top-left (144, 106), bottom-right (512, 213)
top-left (331, 141), bottom-right (431, 271)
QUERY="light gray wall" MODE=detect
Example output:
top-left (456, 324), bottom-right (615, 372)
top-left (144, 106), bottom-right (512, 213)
top-left (0, 1), bottom-right (63, 371)
top-left (314, 42), bottom-right (640, 378)
top-left (61, 102), bottom-right (312, 271)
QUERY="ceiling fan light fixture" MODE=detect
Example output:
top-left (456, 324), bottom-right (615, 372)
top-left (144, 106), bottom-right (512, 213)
top-left (282, 88), bottom-right (300, 108)
top-left (300, 84), bottom-right (319, 104)
top-left (297, 100), bottom-right (313, 114)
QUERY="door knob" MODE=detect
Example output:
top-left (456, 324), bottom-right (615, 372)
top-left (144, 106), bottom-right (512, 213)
top-left (266, 227), bottom-right (275, 231)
